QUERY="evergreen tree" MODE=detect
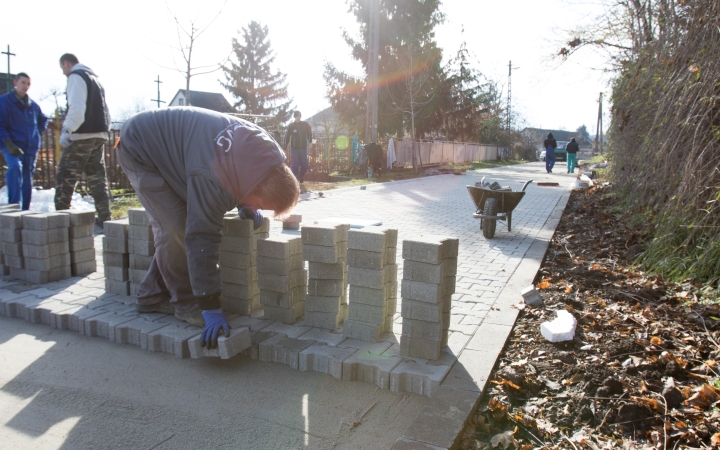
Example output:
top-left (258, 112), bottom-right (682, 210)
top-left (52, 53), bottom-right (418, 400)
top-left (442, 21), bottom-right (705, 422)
top-left (222, 21), bottom-right (292, 122)
top-left (576, 124), bottom-right (591, 144)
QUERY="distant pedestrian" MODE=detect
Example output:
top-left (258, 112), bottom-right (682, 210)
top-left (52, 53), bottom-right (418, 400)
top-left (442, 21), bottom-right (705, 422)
top-left (284, 111), bottom-right (312, 183)
top-left (0, 73), bottom-right (48, 210)
top-left (55, 53), bottom-right (112, 228)
top-left (566, 138), bottom-right (579, 173)
top-left (543, 133), bottom-right (557, 173)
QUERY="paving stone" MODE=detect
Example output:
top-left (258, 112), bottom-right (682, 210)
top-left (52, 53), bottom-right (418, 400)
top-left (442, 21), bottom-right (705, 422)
top-left (389, 359), bottom-right (453, 397)
top-left (222, 295), bottom-right (260, 315)
top-left (348, 283), bottom-right (396, 307)
top-left (227, 314), bottom-right (273, 331)
top-left (222, 216), bottom-right (254, 237)
top-left (128, 225), bottom-right (153, 241)
top-left (83, 311), bottom-right (136, 339)
top-left (22, 212), bottom-right (69, 231)
top-left (23, 241), bottom-right (70, 259)
top-left (0, 210), bottom-right (36, 229)
top-left (105, 265), bottom-right (129, 281)
top-left (129, 253), bottom-right (152, 271)
top-left (259, 334), bottom-right (316, 369)
top-left (220, 235), bottom-right (257, 254)
top-left (187, 327), bottom-right (251, 359)
top-left (110, 317), bottom-right (170, 345)
top-left (301, 224), bottom-right (342, 246)
top-left (219, 250), bottom-right (256, 271)
top-left (400, 336), bottom-right (441, 360)
top-left (343, 319), bottom-right (384, 342)
top-left (256, 254), bottom-right (304, 275)
top-left (401, 299), bottom-right (443, 322)
top-left (402, 235), bottom-right (459, 264)
top-left (240, 330), bottom-right (278, 360)
top-left (6, 295), bottom-right (44, 321)
top-left (22, 266), bottom-right (72, 284)
top-left (69, 223), bottom-right (94, 238)
top-left (58, 210), bottom-right (96, 226)
top-left (104, 219), bottom-right (129, 238)
top-left (347, 227), bottom-right (397, 252)
top-left (24, 254), bottom-right (71, 271)
top-left (221, 282), bottom-right (258, 299)
top-left (220, 266), bottom-right (257, 286)
top-left (259, 286), bottom-right (305, 308)
top-left (257, 235), bottom-right (302, 259)
top-left (21, 228), bottom-right (69, 246)
top-left (128, 269), bottom-right (148, 284)
top-left (305, 295), bottom-right (342, 313)
top-left (70, 248), bottom-right (96, 264)
top-left (299, 343), bottom-right (358, 379)
top-left (346, 249), bottom-right (387, 270)
top-left (128, 239), bottom-right (155, 256)
top-left (104, 252), bottom-right (129, 267)
top-left (296, 327), bottom-right (347, 346)
top-left (105, 279), bottom-right (130, 295)
top-left (257, 269), bottom-right (307, 293)
top-left (302, 243), bottom-right (345, 263)
top-left (263, 302), bottom-right (305, 324)
top-left (403, 260), bottom-right (454, 285)
top-left (103, 236), bottom-right (128, 253)
top-left (262, 321), bottom-right (311, 338)
top-left (144, 324), bottom-right (202, 358)
top-left (347, 303), bottom-right (385, 323)
top-left (58, 305), bottom-right (106, 332)
top-left (1, 228), bottom-right (21, 242)
top-left (401, 319), bottom-right (443, 341)
top-left (128, 208), bottom-right (150, 226)
top-left (69, 236), bottom-right (95, 252)
top-left (401, 279), bottom-right (443, 303)
top-left (341, 350), bottom-right (403, 389)
top-left (2, 242), bottom-right (23, 256)
top-left (306, 278), bottom-right (345, 297)
top-left (307, 260), bottom-right (346, 280)
top-left (304, 311), bottom-right (342, 330)
top-left (347, 265), bottom-right (397, 289)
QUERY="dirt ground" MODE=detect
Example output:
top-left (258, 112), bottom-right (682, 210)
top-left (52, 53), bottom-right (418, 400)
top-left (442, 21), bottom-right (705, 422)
top-left (461, 184), bottom-right (720, 449)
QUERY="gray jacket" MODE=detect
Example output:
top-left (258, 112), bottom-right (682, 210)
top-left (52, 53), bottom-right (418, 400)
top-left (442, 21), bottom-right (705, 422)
top-left (119, 107), bottom-right (285, 297)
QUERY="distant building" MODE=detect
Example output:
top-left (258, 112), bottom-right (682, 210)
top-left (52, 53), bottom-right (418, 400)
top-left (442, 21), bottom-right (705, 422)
top-left (0, 73), bottom-right (16, 96)
top-left (522, 127), bottom-right (593, 157)
top-left (305, 106), bottom-right (349, 135)
top-left (168, 89), bottom-right (235, 113)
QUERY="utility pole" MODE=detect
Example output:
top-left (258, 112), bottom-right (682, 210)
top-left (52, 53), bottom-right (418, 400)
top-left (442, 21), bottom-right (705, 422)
top-left (2, 45), bottom-right (16, 93)
top-left (506, 60), bottom-right (512, 132)
top-left (595, 92), bottom-right (603, 155)
top-left (364, 0), bottom-right (379, 144)
top-left (151, 76), bottom-right (166, 108)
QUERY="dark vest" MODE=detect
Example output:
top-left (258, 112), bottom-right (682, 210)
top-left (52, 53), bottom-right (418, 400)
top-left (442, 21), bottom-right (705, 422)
top-left (67, 68), bottom-right (109, 134)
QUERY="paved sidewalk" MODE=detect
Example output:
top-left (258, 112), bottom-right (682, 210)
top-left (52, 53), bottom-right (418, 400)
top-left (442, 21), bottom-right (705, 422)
top-left (0, 162), bottom-right (572, 449)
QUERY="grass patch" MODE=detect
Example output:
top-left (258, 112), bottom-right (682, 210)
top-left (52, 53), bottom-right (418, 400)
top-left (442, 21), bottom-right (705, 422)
top-left (110, 195), bottom-right (142, 220)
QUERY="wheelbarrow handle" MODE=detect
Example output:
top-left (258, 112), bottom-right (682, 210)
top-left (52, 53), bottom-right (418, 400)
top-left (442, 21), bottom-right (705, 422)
top-left (521, 180), bottom-right (533, 192)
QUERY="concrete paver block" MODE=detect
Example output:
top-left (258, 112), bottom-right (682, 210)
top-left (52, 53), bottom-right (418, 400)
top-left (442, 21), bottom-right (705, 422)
top-left (259, 286), bottom-right (305, 308)
top-left (128, 239), bottom-right (155, 256)
top-left (257, 269), bottom-right (307, 293)
top-left (219, 251), bottom-right (255, 270)
top-left (262, 321), bottom-right (311, 338)
top-left (59, 209), bottom-right (95, 226)
top-left (104, 219), bottom-right (129, 238)
top-left (68, 223), bottom-right (94, 238)
top-left (7, 295), bottom-right (45, 321)
top-left (83, 311), bottom-right (136, 339)
top-left (305, 295), bottom-right (342, 313)
top-left (301, 224), bottom-right (342, 246)
top-left (128, 208), bottom-right (150, 226)
top-left (0, 210), bottom-right (36, 229)
top-left (402, 235), bottom-right (459, 264)
top-left (129, 254), bottom-right (152, 270)
top-left (296, 327), bottom-right (347, 346)
top-left (307, 260), bottom-right (346, 280)
top-left (259, 334), bottom-right (316, 369)
top-left (24, 253), bottom-right (71, 271)
top-left (348, 284), bottom-right (395, 307)
top-left (220, 266), bottom-right (257, 286)
top-left (401, 299), bottom-right (442, 322)
top-left (342, 350), bottom-right (403, 389)
top-left (256, 253), bottom-right (304, 275)
top-left (104, 252), bottom-right (129, 267)
top-left (105, 265), bottom-right (129, 281)
top-left (222, 294), bottom-right (260, 315)
top-left (128, 225), bottom-right (153, 241)
top-left (222, 216), bottom-right (254, 237)
top-left (22, 266), bottom-right (72, 284)
top-left (144, 324), bottom-right (202, 358)
top-left (240, 330), bottom-right (277, 360)
top-left (23, 241), bottom-right (70, 259)
top-left (21, 228), bottom-right (69, 246)
top-left (401, 319), bottom-right (443, 341)
top-left (403, 260), bottom-right (452, 284)
top-left (22, 212), bottom-right (69, 231)
top-left (346, 249), bottom-right (387, 270)
top-left (344, 319), bottom-right (384, 342)
top-left (220, 235), bottom-right (256, 254)
top-left (129, 269), bottom-right (147, 284)
top-left (299, 343), bottom-right (358, 379)
top-left (111, 317), bottom-right (170, 346)
top-left (307, 278), bottom-right (344, 297)
top-left (401, 279), bottom-right (442, 303)
top-left (347, 228), bottom-right (397, 251)
top-left (105, 279), bottom-right (130, 295)
top-left (347, 265), bottom-right (397, 289)
top-left (188, 327), bottom-right (251, 359)
top-left (72, 260), bottom-right (97, 277)
top-left (304, 311), bottom-right (342, 330)
top-left (5, 255), bottom-right (23, 269)
top-left (347, 303), bottom-right (385, 324)
top-left (257, 235), bottom-right (302, 259)
top-left (227, 314), bottom-right (273, 331)
top-left (400, 336), bottom-right (441, 360)
top-left (2, 241), bottom-right (23, 256)
top-left (70, 248), bottom-right (96, 264)
top-left (103, 236), bottom-right (128, 253)
top-left (221, 282), bottom-right (258, 299)
top-left (1, 228), bottom-right (21, 242)
top-left (521, 285), bottom-right (543, 305)
top-left (302, 243), bottom-right (345, 263)
top-left (263, 302), bottom-right (305, 324)
top-left (60, 305), bottom-right (106, 332)
top-left (389, 359), bottom-right (452, 397)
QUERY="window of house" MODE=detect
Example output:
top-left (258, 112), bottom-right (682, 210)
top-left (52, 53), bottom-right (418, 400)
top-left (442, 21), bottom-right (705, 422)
top-left (179, 98), bottom-right (184, 106)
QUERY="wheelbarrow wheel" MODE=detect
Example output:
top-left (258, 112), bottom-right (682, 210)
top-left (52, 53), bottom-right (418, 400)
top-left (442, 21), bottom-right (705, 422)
top-left (482, 198), bottom-right (497, 238)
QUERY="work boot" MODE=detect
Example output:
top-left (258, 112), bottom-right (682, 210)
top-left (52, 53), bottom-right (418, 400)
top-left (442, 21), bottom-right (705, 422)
top-left (300, 184), bottom-right (308, 194)
top-left (136, 299), bottom-right (174, 315)
top-left (175, 307), bottom-right (205, 328)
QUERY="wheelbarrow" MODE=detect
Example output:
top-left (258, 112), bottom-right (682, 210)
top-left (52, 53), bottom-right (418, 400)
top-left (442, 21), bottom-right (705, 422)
top-left (466, 179), bottom-right (533, 238)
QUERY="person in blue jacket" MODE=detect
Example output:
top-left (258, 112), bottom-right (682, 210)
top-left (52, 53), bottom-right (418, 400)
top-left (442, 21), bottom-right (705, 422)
top-left (0, 73), bottom-right (48, 210)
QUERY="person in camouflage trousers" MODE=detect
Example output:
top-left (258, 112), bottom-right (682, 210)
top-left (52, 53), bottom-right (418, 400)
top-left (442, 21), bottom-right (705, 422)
top-left (55, 53), bottom-right (112, 224)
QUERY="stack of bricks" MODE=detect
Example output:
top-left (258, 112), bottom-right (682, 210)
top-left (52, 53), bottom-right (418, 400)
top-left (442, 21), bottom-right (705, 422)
top-left (257, 235), bottom-right (306, 324)
top-left (127, 208), bottom-right (155, 296)
top-left (20, 213), bottom-right (72, 284)
top-left (343, 228), bottom-right (398, 341)
top-left (103, 219), bottom-right (130, 295)
top-left (0, 204), bottom-right (21, 275)
top-left (302, 223), bottom-right (350, 330)
top-left (60, 210), bottom-right (97, 277)
top-left (399, 235), bottom-right (459, 360)
top-left (219, 214), bottom-right (269, 315)
top-left (1, 211), bottom-right (36, 279)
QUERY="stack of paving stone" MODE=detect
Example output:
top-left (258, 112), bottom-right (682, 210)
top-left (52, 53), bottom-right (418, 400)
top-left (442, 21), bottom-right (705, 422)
top-left (399, 235), bottom-right (459, 360)
top-left (0, 210), bottom-right (36, 279)
top-left (219, 214), bottom-right (269, 315)
top-left (257, 235), bottom-right (306, 323)
top-left (20, 213), bottom-right (72, 284)
top-left (302, 223), bottom-right (350, 330)
top-left (343, 228), bottom-right (398, 341)
top-left (103, 219), bottom-right (130, 295)
top-left (60, 210), bottom-right (97, 276)
top-left (127, 208), bottom-right (155, 296)
top-left (0, 204), bottom-right (21, 275)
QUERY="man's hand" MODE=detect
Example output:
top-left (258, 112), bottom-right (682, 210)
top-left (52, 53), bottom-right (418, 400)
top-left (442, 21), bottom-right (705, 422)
top-left (60, 131), bottom-right (71, 148)
top-left (200, 309), bottom-right (230, 349)
top-left (3, 140), bottom-right (24, 156)
top-left (239, 205), bottom-right (264, 230)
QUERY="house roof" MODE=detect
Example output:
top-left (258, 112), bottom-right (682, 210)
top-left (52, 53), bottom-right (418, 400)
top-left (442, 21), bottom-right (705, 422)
top-left (170, 89), bottom-right (235, 113)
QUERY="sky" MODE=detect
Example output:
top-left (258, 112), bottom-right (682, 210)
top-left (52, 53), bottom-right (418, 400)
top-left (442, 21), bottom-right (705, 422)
top-left (1, 0), bottom-right (613, 135)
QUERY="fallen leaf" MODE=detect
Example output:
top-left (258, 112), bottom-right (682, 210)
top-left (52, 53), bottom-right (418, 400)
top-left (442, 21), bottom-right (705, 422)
top-left (686, 383), bottom-right (720, 409)
top-left (650, 336), bottom-right (663, 345)
top-left (489, 430), bottom-right (517, 449)
top-left (537, 279), bottom-right (551, 290)
top-left (711, 432), bottom-right (720, 446)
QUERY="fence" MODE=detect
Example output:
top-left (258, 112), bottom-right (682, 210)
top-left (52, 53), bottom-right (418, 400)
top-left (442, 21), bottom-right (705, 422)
top-left (0, 127), bottom-right (130, 192)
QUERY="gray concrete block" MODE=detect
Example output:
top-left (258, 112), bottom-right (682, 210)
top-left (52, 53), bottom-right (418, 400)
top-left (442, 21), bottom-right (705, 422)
top-left (111, 317), bottom-right (170, 346)
top-left (341, 350), bottom-right (403, 389)
top-left (128, 239), bottom-right (155, 256)
top-left (443, 276), bottom-right (456, 296)
top-left (256, 253), bottom-right (304, 275)
top-left (129, 253), bottom-right (152, 270)
top-left (23, 241), bottom-right (70, 259)
top-left (3, 242), bottom-right (23, 257)
top-left (144, 324), bottom-right (202, 358)
top-left (347, 303), bottom-right (385, 324)
top-left (129, 268), bottom-right (147, 284)
top-left (307, 260), bottom-right (346, 280)
top-left (304, 310), bottom-right (342, 330)
top-left (188, 328), bottom-right (251, 359)
top-left (8, 267), bottom-right (26, 280)
top-left (296, 327), bottom-right (347, 346)
top-left (348, 283), bottom-right (396, 307)
top-left (222, 282), bottom-right (259, 299)
top-left (220, 266), bottom-right (257, 286)
top-left (307, 278), bottom-right (345, 297)
top-left (59, 210), bottom-right (96, 226)
top-left (389, 360), bottom-right (453, 397)
top-left (259, 286), bottom-right (305, 308)
top-left (346, 249), bottom-right (386, 270)
top-left (128, 208), bottom-right (150, 226)
top-left (258, 334), bottom-right (316, 369)
top-left (305, 295), bottom-right (342, 313)
top-left (256, 216), bottom-right (270, 234)
top-left (105, 265), bottom-right (129, 281)
top-left (104, 219), bottom-right (129, 238)
top-left (0, 203), bottom-right (20, 211)
top-left (258, 321), bottom-right (311, 338)
top-left (222, 216), bottom-right (254, 237)
top-left (219, 235), bottom-right (256, 254)
top-left (347, 265), bottom-right (397, 289)
top-left (0, 210), bottom-right (36, 229)
top-left (402, 235), bottom-right (459, 264)
top-left (72, 259), bottom-right (97, 277)
top-left (240, 330), bottom-right (277, 360)
top-left (69, 223), bottom-right (94, 239)
top-left (227, 314), bottom-right (273, 332)
top-left (222, 294), bottom-right (260, 315)
top-left (21, 228), bottom-right (69, 246)
top-left (302, 243), bottom-right (345, 263)
top-left (347, 227), bottom-right (397, 252)
top-left (257, 235), bottom-right (302, 259)
top-left (5, 254), bottom-right (24, 269)
top-left (263, 302), bottom-right (305, 324)
top-left (23, 266), bottom-right (72, 284)
top-left (83, 311), bottom-right (136, 339)
top-left (22, 212), bottom-right (68, 231)
top-left (400, 336), bottom-right (441, 360)
top-left (1, 228), bottom-right (21, 242)
top-left (401, 279), bottom-right (443, 303)
top-left (219, 250), bottom-right (255, 270)
top-left (343, 319), bottom-right (384, 342)
top-left (401, 299), bottom-right (442, 322)
top-left (283, 222), bottom-right (300, 230)
top-left (401, 319), bottom-right (443, 341)
top-left (128, 224), bottom-right (153, 241)
top-left (130, 283), bottom-right (141, 297)
top-left (25, 253), bottom-right (71, 271)
top-left (104, 252), bottom-right (129, 267)
top-left (103, 236), bottom-right (128, 254)
top-left (301, 224), bottom-right (340, 246)
top-left (299, 344), bottom-right (357, 379)
top-left (7, 295), bottom-right (45, 321)
top-left (257, 269), bottom-right (307, 293)
top-left (57, 305), bottom-right (105, 332)
top-left (402, 260), bottom-right (451, 284)
top-left (0, 264), bottom-right (9, 276)
top-left (105, 279), bottom-right (130, 295)
top-left (71, 248), bottom-right (96, 264)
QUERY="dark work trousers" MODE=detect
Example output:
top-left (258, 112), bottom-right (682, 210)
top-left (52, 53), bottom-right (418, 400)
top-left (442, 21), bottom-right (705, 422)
top-left (117, 150), bottom-right (197, 313)
top-left (291, 148), bottom-right (309, 182)
top-left (545, 148), bottom-right (556, 173)
top-left (54, 138), bottom-right (112, 221)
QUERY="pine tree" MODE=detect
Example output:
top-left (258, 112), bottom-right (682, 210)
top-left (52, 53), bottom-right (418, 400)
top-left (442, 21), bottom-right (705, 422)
top-left (222, 21), bottom-right (292, 122)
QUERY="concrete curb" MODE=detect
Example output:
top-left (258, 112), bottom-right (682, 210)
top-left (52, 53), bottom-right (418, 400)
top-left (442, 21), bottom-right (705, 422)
top-left (392, 187), bottom-right (573, 450)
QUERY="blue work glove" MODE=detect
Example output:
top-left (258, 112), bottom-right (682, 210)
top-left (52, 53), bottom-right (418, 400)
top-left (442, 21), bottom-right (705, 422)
top-left (239, 205), bottom-right (264, 230)
top-left (201, 309), bottom-right (230, 349)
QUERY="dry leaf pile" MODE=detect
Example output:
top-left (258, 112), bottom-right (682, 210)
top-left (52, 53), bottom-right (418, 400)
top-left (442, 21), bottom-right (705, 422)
top-left (462, 184), bottom-right (720, 449)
